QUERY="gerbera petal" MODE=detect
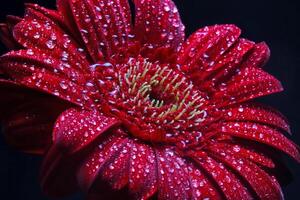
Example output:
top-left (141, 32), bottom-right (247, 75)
top-left (68, 0), bottom-right (132, 61)
top-left (156, 148), bottom-right (191, 199)
top-left (222, 102), bottom-right (291, 133)
top-left (77, 133), bottom-right (127, 191)
top-left (24, 3), bottom-right (69, 32)
top-left (13, 18), bottom-right (90, 71)
top-left (0, 23), bottom-right (19, 49)
top-left (96, 139), bottom-right (131, 190)
top-left (129, 142), bottom-right (158, 199)
top-left (134, 0), bottom-right (185, 50)
top-left (0, 50), bottom-right (94, 106)
top-left (205, 42), bottom-right (271, 89)
top-left (213, 67), bottom-right (283, 107)
top-left (53, 108), bottom-right (120, 154)
top-left (56, 0), bottom-right (84, 43)
top-left (177, 24), bottom-right (241, 73)
top-left (220, 122), bottom-right (300, 162)
top-left (199, 39), bottom-right (255, 90)
top-left (242, 42), bottom-right (270, 69)
top-left (207, 142), bottom-right (275, 168)
top-left (185, 159), bottom-right (223, 199)
top-left (40, 145), bottom-right (79, 197)
top-left (0, 80), bottom-right (69, 154)
top-left (194, 155), bottom-right (253, 200)
top-left (1, 49), bottom-right (86, 83)
top-left (208, 149), bottom-right (283, 200)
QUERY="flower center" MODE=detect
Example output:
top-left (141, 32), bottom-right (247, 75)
top-left (95, 58), bottom-right (208, 144)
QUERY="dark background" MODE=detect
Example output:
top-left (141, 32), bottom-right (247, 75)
top-left (0, 0), bottom-right (299, 199)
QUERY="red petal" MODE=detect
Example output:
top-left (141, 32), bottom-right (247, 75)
top-left (95, 139), bottom-right (131, 190)
top-left (53, 108), bottom-right (120, 154)
top-left (69, 0), bottom-right (132, 61)
top-left (208, 149), bottom-right (283, 200)
top-left (200, 38), bottom-right (254, 90)
top-left (13, 18), bottom-right (90, 72)
top-left (222, 102), bottom-right (291, 133)
top-left (24, 3), bottom-right (70, 33)
top-left (177, 24), bottom-right (241, 72)
top-left (0, 23), bottom-right (19, 49)
top-left (207, 142), bottom-right (275, 168)
top-left (242, 42), bottom-right (271, 69)
top-left (194, 155), bottom-right (252, 200)
top-left (40, 145), bottom-right (79, 197)
top-left (0, 50), bottom-right (94, 107)
top-left (134, 0), bottom-right (185, 50)
top-left (56, 0), bottom-right (84, 43)
top-left (220, 122), bottom-right (300, 162)
top-left (128, 142), bottom-right (158, 199)
top-left (156, 148), bottom-right (223, 199)
top-left (77, 133), bottom-right (127, 191)
top-left (185, 159), bottom-right (223, 199)
top-left (156, 148), bottom-right (191, 199)
top-left (1, 49), bottom-right (86, 84)
top-left (213, 67), bottom-right (283, 107)
top-left (0, 80), bottom-right (69, 154)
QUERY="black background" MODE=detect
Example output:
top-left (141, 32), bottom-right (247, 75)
top-left (0, 0), bottom-right (299, 199)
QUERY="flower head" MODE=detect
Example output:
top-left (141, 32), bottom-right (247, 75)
top-left (0, 0), bottom-right (299, 199)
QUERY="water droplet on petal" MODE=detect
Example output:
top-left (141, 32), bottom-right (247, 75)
top-left (46, 40), bottom-right (56, 49)
top-left (60, 81), bottom-right (68, 90)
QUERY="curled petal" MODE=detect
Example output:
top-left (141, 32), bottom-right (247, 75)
top-left (24, 3), bottom-right (70, 33)
top-left (200, 39), bottom-right (255, 90)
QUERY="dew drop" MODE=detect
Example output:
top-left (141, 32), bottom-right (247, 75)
top-left (46, 40), bottom-right (56, 49)
top-left (60, 81), bottom-right (68, 90)
top-left (163, 5), bottom-right (170, 12)
top-left (34, 33), bottom-right (40, 39)
top-left (26, 49), bottom-right (34, 55)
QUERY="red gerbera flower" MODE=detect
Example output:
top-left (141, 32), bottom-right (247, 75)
top-left (0, 0), bottom-right (299, 199)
